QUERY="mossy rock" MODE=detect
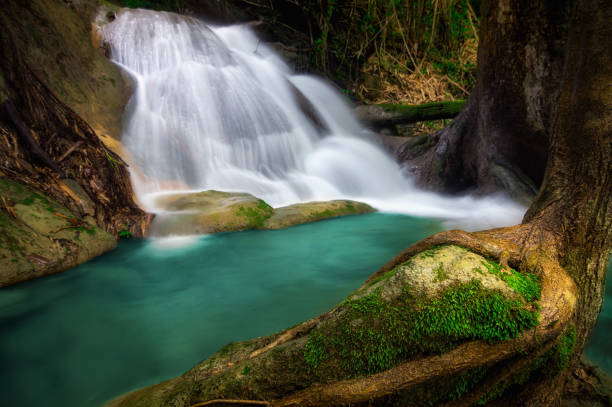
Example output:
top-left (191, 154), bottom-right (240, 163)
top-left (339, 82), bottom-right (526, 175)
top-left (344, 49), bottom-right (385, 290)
top-left (0, 178), bottom-right (116, 287)
top-left (263, 200), bottom-right (375, 230)
top-left (151, 190), bottom-right (274, 235)
top-left (152, 192), bottom-right (375, 235)
top-left (107, 245), bottom-right (541, 406)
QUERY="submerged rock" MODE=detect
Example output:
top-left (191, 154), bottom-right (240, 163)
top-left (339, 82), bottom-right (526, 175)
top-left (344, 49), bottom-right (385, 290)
top-left (0, 179), bottom-right (116, 287)
top-left (152, 190), bottom-right (375, 235)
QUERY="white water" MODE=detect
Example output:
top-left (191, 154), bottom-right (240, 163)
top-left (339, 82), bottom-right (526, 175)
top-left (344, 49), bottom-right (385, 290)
top-left (101, 9), bottom-right (525, 231)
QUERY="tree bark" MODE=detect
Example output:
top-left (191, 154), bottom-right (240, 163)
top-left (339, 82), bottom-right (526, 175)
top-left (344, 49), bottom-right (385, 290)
top-left (517, 0), bottom-right (612, 401)
top-left (400, 0), bottom-right (573, 203)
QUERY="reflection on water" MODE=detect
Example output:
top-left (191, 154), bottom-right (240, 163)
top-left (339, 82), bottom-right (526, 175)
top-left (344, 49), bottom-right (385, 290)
top-left (0, 214), bottom-right (440, 407)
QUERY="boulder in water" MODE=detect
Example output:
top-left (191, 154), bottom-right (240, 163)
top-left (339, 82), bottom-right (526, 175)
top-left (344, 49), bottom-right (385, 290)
top-left (152, 190), bottom-right (375, 235)
top-left (152, 190), bottom-right (274, 235)
top-left (264, 200), bottom-right (374, 230)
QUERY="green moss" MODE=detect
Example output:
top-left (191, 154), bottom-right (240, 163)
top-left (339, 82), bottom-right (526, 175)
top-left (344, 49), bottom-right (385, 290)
top-left (73, 226), bottom-right (97, 236)
top-left (482, 259), bottom-right (541, 302)
top-left (19, 195), bottom-right (36, 206)
top-left (366, 267), bottom-right (401, 287)
top-left (546, 323), bottom-right (576, 376)
top-left (418, 244), bottom-right (448, 259)
top-left (235, 200), bottom-right (274, 229)
top-left (307, 203), bottom-right (364, 222)
top-left (304, 280), bottom-right (539, 379)
top-left (379, 100), bottom-right (466, 116)
top-left (434, 263), bottom-right (449, 282)
top-left (304, 332), bottom-right (328, 372)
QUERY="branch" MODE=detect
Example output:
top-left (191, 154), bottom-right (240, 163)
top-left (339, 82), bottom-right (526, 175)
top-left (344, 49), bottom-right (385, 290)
top-left (355, 100), bottom-right (466, 129)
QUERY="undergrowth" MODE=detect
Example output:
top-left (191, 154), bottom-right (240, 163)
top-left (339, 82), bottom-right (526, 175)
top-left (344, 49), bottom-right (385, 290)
top-left (120, 0), bottom-right (183, 12)
top-left (306, 0), bottom-right (480, 103)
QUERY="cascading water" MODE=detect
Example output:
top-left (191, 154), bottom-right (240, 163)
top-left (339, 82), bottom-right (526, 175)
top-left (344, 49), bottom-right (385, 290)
top-left (101, 9), bottom-right (524, 230)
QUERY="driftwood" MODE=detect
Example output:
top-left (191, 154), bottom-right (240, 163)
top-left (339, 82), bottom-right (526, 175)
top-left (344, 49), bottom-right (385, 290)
top-left (354, 100), bottom-right (466, 129)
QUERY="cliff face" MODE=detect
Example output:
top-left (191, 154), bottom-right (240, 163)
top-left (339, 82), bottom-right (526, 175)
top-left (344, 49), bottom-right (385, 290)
top-left (0, 0), bottom-right (151, 286)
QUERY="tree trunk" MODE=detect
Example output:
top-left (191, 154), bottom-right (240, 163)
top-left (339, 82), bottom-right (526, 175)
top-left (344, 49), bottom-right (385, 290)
top-left (400, 0), bottom-right (573, 203)
top-left (516, 0), bottom-right (612, 402)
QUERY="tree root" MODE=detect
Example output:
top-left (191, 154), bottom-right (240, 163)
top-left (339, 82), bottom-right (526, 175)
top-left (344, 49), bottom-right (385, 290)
top-left (109, 225), bottom-right (578, 407)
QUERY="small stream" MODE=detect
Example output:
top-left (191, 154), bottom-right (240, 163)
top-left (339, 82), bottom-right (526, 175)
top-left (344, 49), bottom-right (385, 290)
top-left (0, 213), bottom-right (441, 407)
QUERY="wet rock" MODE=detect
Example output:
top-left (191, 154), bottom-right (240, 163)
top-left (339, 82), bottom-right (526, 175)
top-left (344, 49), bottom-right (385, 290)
top-left (263, 200), bottom-right (374, 230)
top-left (152, 190), bottom-right (274, 235)
top-left (152, 191), bottom-right (375, 235)
top-left (0, 178), bottom-right (116, 287)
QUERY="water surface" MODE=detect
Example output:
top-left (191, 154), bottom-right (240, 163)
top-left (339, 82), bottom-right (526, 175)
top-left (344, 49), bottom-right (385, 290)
top-left (0, 213), bottom-right (440, 407)
top-left (584, 258), bottom-right (612, 374)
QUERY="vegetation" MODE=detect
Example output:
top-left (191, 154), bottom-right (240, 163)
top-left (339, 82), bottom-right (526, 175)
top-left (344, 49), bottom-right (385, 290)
top-left (120, 0), bottom-right (183, 11)
top-left (474, 324), bottom-right (577, 405)
top-left (303, 278), bottom-right (539, 379)
top-left (235, 199), bottom-right (274, 229)
top-left (304, 0), bottom-right (480, 103)
top-left (481, 259), bottom-right (540, 302)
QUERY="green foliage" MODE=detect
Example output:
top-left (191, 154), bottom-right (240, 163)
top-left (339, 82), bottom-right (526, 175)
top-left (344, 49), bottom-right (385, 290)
top-left (303, 279), bottom-right (539, 379)
top-left (307, 0), bottom-right (479, 98)
top-left (121, 0), bottom-right (183, 11)
top-left (118, 229), bottom-right (132, 239)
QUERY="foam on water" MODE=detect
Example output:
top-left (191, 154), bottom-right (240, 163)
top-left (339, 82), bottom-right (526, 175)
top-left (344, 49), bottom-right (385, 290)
top-left (101, 9), bottom-right (525, 231)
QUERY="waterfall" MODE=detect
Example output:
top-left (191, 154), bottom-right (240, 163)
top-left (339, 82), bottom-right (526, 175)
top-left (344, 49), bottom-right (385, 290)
top-left (101, 9), bottom-right (524, 230)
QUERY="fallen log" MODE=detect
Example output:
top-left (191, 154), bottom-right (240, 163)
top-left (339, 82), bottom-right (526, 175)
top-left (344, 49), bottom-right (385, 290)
top-left (354, 100), bottom-right (466, 129)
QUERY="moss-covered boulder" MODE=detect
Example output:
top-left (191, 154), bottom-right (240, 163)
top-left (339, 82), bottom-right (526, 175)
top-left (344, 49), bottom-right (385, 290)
top-left (151, 190), bottom-right (274, 235)
top-left (263, 200), bottom-right (374, 230)
top-left (152, 191), bottom-right (375, 235)
top-left (0, 178), bottom-right (116, 287)
top-left (107, 244), bottom-right (541, 407)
